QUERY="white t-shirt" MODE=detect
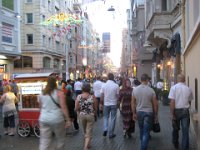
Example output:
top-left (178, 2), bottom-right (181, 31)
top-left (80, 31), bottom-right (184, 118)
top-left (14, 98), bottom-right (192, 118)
top-left (168, 82), bottom-right (193, 109)
top-left (93, 80), bottom-right (103, 98)
top-left (39, 90), bottom-right (64, 124)
top-left (74, 81), bottom-right (83, 91)
top-left (101, 80), bottom-right (119, 106)
top-left (156, 81), bottom-right (163, 89)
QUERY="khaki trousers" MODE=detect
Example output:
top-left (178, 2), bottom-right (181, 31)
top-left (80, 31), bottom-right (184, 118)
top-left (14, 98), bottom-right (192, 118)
top-left (80, 114), bottom-right (95, 138)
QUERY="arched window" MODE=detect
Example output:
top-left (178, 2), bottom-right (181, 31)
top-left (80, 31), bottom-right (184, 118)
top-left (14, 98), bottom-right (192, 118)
top-left (43, 57), bottom-right (51, 68)
top-left (23, 56), bottom-right (32, 67)
top-left (54, 58), bottom-right (60, 69)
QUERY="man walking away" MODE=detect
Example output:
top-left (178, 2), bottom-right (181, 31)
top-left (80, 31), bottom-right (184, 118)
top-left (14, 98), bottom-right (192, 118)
top-left (131, 74), bottom-right (158, 150)
top-left (93, 76), bottom-right (103, 117)
top-left (100, 73), bottom-right (119, 138)
top-left (74, 78), bottom-right (83, 97)
top-left (168, 74), bottom-right (193, 150)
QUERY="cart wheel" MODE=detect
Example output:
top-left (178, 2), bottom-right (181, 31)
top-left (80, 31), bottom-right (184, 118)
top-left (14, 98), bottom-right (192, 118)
top-left (17, 121), bottom-right (31, 137)
top-left (33, 123), bottom-right (40, 138)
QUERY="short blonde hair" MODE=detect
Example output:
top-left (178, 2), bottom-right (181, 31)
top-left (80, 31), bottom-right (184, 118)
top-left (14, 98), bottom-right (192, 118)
top-left (3, 85), bottom-right (12, 93)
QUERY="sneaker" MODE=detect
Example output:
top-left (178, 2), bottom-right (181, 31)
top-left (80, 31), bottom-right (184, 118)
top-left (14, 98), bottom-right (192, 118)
top-left (8, 133), bottom-right (14, 136)
top-left (103, 131), bottom-right (107, 137)
top-left (109, 134), bottom-right (116, 139)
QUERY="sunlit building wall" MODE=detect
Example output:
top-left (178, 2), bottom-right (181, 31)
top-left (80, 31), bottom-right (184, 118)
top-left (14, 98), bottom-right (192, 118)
top-left (183, 1), bottom-right (200, 148)
top-left (0, 0), bottom-right (21, 80)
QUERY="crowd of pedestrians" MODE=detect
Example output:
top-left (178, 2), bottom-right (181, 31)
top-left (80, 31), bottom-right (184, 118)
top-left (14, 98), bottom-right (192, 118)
top-left (0, 72), bottom-right (194, 150)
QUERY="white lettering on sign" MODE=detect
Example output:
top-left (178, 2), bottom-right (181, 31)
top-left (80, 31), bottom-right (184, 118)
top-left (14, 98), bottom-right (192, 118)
top-left (21, 84), bottom-right (43, 94)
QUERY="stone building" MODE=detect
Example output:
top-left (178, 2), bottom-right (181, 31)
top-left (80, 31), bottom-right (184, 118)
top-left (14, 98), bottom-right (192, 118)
top-left (0, 0), bottom-right (21, 80)
top-left (14, 0), bottom-right (82, 80)
top-left (183, 0), bottom-right (200, 148)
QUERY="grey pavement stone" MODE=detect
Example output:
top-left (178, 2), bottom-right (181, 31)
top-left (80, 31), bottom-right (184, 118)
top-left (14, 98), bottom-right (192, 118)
top-left (0, 104), bottom-right (198, 150)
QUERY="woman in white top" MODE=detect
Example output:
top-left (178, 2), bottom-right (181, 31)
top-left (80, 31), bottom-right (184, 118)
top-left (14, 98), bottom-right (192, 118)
top-left (0, 85), bottom-right (18, 136)
top-left (38, 76), bottom-right (71, 150)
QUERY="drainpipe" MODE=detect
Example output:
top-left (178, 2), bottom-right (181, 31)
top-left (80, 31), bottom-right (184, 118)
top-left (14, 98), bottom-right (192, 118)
top-left (181, 0), bottom-right (186, 74)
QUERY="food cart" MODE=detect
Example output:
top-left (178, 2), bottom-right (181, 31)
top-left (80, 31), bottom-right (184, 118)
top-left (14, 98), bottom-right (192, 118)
top-left (15, 73), bottom-right (56, 138)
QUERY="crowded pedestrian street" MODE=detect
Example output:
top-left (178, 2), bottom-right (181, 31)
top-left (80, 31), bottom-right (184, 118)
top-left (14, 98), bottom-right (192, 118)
top-left (0, 103), bottom-right (197, 150)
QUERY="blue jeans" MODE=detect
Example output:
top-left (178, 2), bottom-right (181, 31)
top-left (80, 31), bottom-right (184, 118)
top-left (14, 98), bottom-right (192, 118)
top-left (137, 111), bottom-right (153, 150)
top-left (173, 109), bottom-right (190, 150)
top-left (103, 105), bottom-right (117, 136)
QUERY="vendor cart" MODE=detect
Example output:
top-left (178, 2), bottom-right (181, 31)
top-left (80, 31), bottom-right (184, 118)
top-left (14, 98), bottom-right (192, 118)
top-left (15, 73), bottom-right (56, 138)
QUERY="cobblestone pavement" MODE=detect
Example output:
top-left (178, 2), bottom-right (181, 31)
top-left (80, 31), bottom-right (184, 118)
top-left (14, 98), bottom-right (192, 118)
top-left (0, 104), bottom-right (198, 150)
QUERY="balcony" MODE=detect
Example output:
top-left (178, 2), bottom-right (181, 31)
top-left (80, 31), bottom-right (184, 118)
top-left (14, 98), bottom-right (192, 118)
top-left (73, 2), bottom-right (81, 13)
top-left (146, 12), bottom-right (173, 47)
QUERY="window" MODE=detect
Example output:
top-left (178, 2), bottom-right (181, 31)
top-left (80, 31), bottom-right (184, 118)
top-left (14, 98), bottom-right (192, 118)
top-left (187, 76), bottom-right (189, 86)
top-left (42, 0), bottom-right (45, 7)
top-left (2, 0), bottom-right (14, 10)
top-left (48, 0), bottom-right (51, 10)
top-left (70, 40), bottom-right (72, 48)
top-left (23, 56), bottom-right (32, 67)
top-left (162, 0), bottom-right (167, 11)
top-left (14, 56), bottom-right (32, 68)
top-left (26, 13), bottom-right (33, 24)
top-left (2, 22), bottom-right (14, 44)
top-left (62, 60), bottom-right (66, 70)
top-left (43, 57), bottom-right (51, 68)
top-left (26, 0), bottom-right (32, 3)
top-left (42, 15), bottom-right (45, 22)
top-left (75, 27), bottom-right (77, 33)
top-left (48, 37), bottom-right (51, 47)
top-left (56, 41), bottom-right (60, 51)
top-left (54, 59), bottom-right (60, 69)
top-left (55, 6), bottom-right (59, 13)
top-left (195, 78), bottom-right (198, 111)
top-left (69, 55), bottom-right (73, 64)
top-left (42, 35), bottom-right (46, 46)
top-left (27, 34), bottom-right (33, 44)
top-left (14, 59), bottom-right (22, 68)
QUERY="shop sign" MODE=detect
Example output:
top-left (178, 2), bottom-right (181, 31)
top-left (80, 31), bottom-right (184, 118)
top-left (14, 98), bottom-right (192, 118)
top-left (21, 84), bottom-right (43, 94)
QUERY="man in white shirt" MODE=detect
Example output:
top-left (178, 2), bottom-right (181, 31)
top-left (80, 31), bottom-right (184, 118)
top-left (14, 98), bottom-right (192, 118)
top-left (156, 79), bottom-right (163, 101)
top-left (100, 73), bottom-right (119, 138)
top-left (93, 76), bottom-right (103, 117)
top-left (74, 78), bottom-right (83, 97)
top-left (168, 74), bottom-right (193, 150)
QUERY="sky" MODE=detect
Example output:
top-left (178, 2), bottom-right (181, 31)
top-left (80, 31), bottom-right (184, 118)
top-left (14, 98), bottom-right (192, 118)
top-left (83, 0), bottom-right (130, 67)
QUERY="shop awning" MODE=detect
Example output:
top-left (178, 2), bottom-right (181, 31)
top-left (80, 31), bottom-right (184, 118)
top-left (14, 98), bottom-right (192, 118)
top-left (14, 73), bottom-right (54, 79)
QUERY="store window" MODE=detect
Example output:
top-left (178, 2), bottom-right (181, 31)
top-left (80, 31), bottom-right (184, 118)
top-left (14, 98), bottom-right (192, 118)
top-left (14, 56), bottom-right (32, 68)
top-left (43, 57), bottom-right (51, 68)
top-left (2, 0), bottom-right (14, 11)
top-left (26, 13), bottom-right (33, 24)
top-left (195, 78), bottom-right (198, 111)
top-left (54, 58), bottom-right (60, 69)
top-left (62, 60), bottom-right (66, 70)
top-left (27, 34), bottom-right (33, 44)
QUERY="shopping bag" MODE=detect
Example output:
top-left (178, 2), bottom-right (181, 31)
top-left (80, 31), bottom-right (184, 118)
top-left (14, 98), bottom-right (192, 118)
top-left (152, 121), bottom-right (161, 133)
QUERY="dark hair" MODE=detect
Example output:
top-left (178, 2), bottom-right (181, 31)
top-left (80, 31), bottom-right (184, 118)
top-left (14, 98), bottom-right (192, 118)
top-left (134, 79), bottom-right (141, 86)
top-left (82, 83), bottom-right (91, 93)
top-left (122, 78), bottom-right (131, 89)
top-left (141, 74), bottom-right (149, 82)
top-left (108, 73), bottom-right (114, 80)
top-left (43, 76), bottom-right (57, 95)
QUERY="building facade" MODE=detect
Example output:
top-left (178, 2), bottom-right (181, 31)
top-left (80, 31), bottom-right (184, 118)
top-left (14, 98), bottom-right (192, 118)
top-left (14, 0), bottom-right (82, 80)
top-left (131, 1), bottom-right (152, 79)
top-left (183, 0), bottom-right (200, 148)
top-left (144, 0), bottom-right (182, 88)
top-left (0, 0), bottom-right (21, 80)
